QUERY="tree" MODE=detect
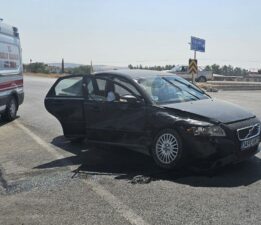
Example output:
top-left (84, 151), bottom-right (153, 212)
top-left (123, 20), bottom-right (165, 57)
top-left (234, 67), bottom-right (242, 76)
top-left (205, 65), bottom-right (211, 71)
top-left (165, 64), bottom-right (175, 70)
top-left (128, 63), bottom-right (249, 76)
top-left (222, 65), bottom-right (228, 75)
top-left (61, 58), bottom-right (64, 74)
top-left (23, 62), bottom-right (49, 73)
top-left (210, 64), bottom-right (221, 74)
top-left (227, 65), bottom-right (234, 76)
top-left (204, 64), bottom-right (248, 76)
top-left (128, 64), bottom-right (175, 71)
top-left (67, 65), bottom-right (91, 75)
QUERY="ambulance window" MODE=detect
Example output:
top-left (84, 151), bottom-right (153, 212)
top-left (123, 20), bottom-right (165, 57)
top-left (0, 43), bottom-right (20, 71)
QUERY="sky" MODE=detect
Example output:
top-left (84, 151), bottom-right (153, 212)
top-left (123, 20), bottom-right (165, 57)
top-left (1, 0), bottom-right (261, 69)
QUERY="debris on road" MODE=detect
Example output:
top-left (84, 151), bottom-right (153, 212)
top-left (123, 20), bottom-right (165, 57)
top-left (71, 168), bottom-right (88, 179)
top-left (130, 175), bottom-right (152, 184)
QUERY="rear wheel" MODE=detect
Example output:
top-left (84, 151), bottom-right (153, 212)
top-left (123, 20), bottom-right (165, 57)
top-left (151, 129), bottom-right (184, 170)
top-left (3, 97), bottom-right (18, 121)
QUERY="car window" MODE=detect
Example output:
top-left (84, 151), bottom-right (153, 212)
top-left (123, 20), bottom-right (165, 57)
top-left (87, 77), bottom-right (142, 102)
top-left (113, 77), bottom-right (141, 98)
top-left (181, 66), bottom-right (187, 72)
top-left (174, 66), bottom-right (182, 72)
top-left (54, 76), bottom-right (83, 97)
top-left (97, 79), bottom-right (106, 90)
top-left (87, 79), bottom-right (94, 93)
top-left (138, 77), bottom-right (181, 102)
top-left (86, 78), bottom-right (107, 101)
top-left (138, 76), bottom-right (208, 104)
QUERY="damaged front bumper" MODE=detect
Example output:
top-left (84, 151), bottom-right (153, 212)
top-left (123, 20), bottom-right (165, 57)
top-left (209, 144), bottom-right (260, 169)
top-left (182, 130), bottom-right (261, 169)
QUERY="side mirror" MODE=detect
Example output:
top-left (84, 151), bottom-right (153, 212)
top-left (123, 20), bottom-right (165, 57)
top-left (121, 95), bottom-right (139, 104)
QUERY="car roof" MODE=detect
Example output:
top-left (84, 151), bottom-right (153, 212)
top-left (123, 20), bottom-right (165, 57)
top-left (93, 69), bottom-right (180, 80)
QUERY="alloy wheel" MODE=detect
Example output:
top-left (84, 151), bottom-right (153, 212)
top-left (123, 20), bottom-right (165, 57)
top-left (155, 133), bottom-right (179, 164)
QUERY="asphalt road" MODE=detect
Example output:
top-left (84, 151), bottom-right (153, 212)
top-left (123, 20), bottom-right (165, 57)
top-left (0, 75), bottom-right (261, 225)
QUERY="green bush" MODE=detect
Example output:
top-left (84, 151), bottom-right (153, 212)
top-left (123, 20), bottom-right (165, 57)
top-left (24, 62), bottom-right (49, 74)
top-left (66, 65), bottom-right (91, 75)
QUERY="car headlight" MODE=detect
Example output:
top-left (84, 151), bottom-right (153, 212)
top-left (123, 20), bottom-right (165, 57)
top-left (186, 119), bottom-right (226, 137)
top-left (191, 126), bottom-right (226, 137)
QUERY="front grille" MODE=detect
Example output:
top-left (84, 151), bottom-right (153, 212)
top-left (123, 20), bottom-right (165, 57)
top-left (237, 123), bottom-right (261, 141)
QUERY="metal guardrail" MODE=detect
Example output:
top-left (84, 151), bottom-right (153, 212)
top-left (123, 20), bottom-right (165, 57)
top-left (213, 74), bottom-right (261, 82)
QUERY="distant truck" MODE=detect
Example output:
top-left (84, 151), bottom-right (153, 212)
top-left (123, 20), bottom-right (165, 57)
top-left (0, 20), bottom-right (23, 121)
top-left (165, 65), bottom-right (213, 82)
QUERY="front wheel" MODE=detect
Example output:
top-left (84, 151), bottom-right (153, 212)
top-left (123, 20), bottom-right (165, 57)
top-left (151, 129), bottom-right (184, 170)
top-left (197, 76), bottom-right (207, 82)
top-left (3, 97), bottom-right (18, 121)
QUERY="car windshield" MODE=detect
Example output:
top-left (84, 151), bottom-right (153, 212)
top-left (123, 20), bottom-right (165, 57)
top-left (137, 76), bottom-right (209, 104)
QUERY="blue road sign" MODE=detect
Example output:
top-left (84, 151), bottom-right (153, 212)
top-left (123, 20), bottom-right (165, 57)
top-left (191, 36), bottom-right (205, 52)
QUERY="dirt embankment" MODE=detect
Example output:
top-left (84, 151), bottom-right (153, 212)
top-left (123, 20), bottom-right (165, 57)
top-left (24, 72), bottom-right (65, 78)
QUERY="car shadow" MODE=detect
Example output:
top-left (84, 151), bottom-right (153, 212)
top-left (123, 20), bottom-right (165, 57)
top-left (0, 120), bottom-right (8, 127)
top-left (34, 135), bottom-right (261, 188)
top-left (0, 115), bottom-right (20, 127)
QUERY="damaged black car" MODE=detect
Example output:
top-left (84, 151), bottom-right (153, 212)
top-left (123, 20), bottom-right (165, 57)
top-left (45, 70), bottom-right (261, 169)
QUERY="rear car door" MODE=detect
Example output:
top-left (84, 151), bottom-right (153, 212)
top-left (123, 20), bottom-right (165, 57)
top-left (44, 75), bottom-right (86, 138)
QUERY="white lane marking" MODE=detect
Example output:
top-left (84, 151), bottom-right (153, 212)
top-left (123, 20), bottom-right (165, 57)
top-left (14, 120), bottom-right (149, 225)
top-left (84, 179), bottom-right (149, 225)
top-left (14, 121), bottom-right (65, 161)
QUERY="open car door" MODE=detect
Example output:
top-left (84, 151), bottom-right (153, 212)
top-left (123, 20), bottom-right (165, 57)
top-left (44, 75), bottom-right (87, 139)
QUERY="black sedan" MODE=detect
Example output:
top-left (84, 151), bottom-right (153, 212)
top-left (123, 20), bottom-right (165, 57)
top-left (45, 70), bottom-right (261, 169)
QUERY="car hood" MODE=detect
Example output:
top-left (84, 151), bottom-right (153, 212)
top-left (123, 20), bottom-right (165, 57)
top-left (162, 99), bottom-right (255, 124)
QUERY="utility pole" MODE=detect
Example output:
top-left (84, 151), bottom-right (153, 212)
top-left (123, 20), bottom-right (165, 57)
top-left (90, 60), bottom-right (94, 73)
top-left (29, 59), bottom-right (32, 73)
top-left (61, 58), bottom-right (64, 74)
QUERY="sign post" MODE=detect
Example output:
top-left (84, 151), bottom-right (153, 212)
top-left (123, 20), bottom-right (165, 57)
top-left (189, 59), bottom-right (198, 83)
top-left (189, 36), bottom-right (205, 83)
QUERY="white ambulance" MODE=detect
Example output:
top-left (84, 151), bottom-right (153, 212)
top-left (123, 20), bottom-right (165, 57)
top-left (0, 20), bottom-right (23, 121)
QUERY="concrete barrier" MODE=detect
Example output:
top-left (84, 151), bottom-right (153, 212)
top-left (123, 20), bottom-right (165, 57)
top-left (198, 81), bottom-right (261, 91)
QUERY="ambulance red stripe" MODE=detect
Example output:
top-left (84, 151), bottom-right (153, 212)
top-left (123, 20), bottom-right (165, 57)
top-left (0, 79), bottom-right (23, 91)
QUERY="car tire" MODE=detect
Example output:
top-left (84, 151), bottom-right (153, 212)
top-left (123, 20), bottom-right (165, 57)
top-left (3, 97), bottom-right (18, 122)
top-left (198, 76), bottom-right (207, 82)
top-left (151, 129), bottom-right (184, 170)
